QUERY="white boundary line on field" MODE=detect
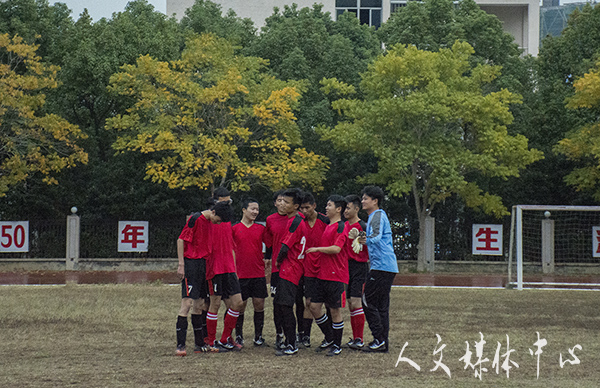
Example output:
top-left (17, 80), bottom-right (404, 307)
top-left (392, 285), bottom-right (600, 291)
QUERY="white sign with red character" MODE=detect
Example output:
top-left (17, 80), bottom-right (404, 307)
top-left (118, 221), bottom-right (148, 252)
top-left (592, 227), bottom-right (600, 258)
top-left (472, 224), bottom-right (503, 256)
top-left (0, 221), bottom-right (29, 253)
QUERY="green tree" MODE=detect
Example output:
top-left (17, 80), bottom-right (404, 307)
top-left (0, 34), bottom-right (87, 197)
top-left (180, 0), bottom-right (256, 48)
top-left (319, 42), bottom-right (542, 270)
top-left (555, 60), bottom-right (600, 199)
top-left (248, 4), bottom-right (381, 196)
top-left (106, 33), bottom-right (328, 193)
top-left (0, 0), bottom-right (74, 65)
top-left (379, 0), bottom-right (520, 67)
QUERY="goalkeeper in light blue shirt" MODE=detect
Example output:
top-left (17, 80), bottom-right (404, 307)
top-left (356, 186), bottom-right (398, 353)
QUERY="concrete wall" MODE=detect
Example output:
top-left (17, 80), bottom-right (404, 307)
top-left (167, 0), bottom-right (540, 55)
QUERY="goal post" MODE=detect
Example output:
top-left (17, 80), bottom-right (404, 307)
top-left (508, 205), bottom-right (600, 290)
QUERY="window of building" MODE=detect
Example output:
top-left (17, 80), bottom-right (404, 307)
top-left (390, 1), bottom-right (407, 14)
top-left (336, 0), bottom-right (383, 28)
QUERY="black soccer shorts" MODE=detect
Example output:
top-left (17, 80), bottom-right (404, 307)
top-left (181, 257), bottom-right (208, 300)
top-left (208, 272), bottom-right (242, 299)
top-left (239, 277), bottom-right (268, 301)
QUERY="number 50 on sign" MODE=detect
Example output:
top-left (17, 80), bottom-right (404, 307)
top-left (0, 221), bottom-right (29, 252)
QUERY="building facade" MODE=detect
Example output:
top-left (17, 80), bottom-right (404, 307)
top-left (167, 0), bottom-right (540, 55)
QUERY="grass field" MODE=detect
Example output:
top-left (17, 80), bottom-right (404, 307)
top-left (1, 284), bottom-right (599, 387)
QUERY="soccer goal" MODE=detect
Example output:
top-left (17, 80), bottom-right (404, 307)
top-left (508, 205), bottom-right (600, 290)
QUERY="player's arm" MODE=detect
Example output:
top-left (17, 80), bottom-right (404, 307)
top-left (177, 238), bottom-right (185, 279)
top-left (275, 244), bottom-right (289, 267)
top-left (306, 245), bottom-right (341, 255)
top-left (363, 211), bottom-right (383, 245)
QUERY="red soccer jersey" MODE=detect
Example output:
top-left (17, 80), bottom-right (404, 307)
top-left (343, 220), bottom-right (369, 263)
top-left (178, 213), bottom-right (211, 259)
top-left (264, 212), bottom-right (289, 274)
top-left (303, 213), bottom-right (329, 278)
top-left (206, 222), bottom-right (236, 280)
top-left (232, 222), bottom-right (266, 279)
top-left (317, 221), bottom-right (348, 284)
top-left (278, 214), bottom-right (308, 286)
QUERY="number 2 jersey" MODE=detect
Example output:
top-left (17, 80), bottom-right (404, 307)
top-left (278, 213), bottom-right (308, 286)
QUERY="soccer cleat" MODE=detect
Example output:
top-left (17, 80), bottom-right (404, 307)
top-left (194, 344), bottom-right (209, 353)
top-left (253, 335), bottom-right (266, 347)
top-left (326, 344), bottom-right (342, 356)
top-left (315, 338), bottom-right (334, 352)
top-left (363, 339), bottom-right (387, 353)
top-left (301, 335), bottom-right (311, 348)
top-left (275, 344), bottom-right (299, 356)
top-left (236, 335), bottom-right (244, 347)
top-left (348, 338), bottom-right (364, 350)
top-left (175, 345), bottom-right (187, 357)
top-left (204, 343), bottom-right (221, 353)
top-left (219, 337), bottom-right (243, 352)
top-left (275, 333), bottom-right (285, 350)
top-left (213, 340), bottom-right (231, 353)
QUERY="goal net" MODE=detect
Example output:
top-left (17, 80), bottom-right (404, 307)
top-left (508, 205), bottom-right (600, 290)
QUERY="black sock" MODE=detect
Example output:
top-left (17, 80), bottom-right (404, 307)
top-left (236, 313), bottom-right (244, 339)
top-left (176, 315), bottom-right (188, 347)
top-left (273, 300), bottom-right (283, 336)
top-left (254, 311), bottom-right (265, 338)
top-left (303, 318), bottom-right (313, 338)
top-left (315, 313), bottom-right (333, 342)
top-left (201, 310), bottom-right (207, 341)
top-left (295, 301), bottom-right (304, 335)
top-left (191, 314), bottom-right (203, 347)
top-left (281, 304), bottom-right (296, 347)
top-left (332, 321), bottom-right (344, 347)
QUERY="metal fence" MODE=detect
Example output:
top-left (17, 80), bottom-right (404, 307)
top-left (1, 215), bottom-right (511, 261)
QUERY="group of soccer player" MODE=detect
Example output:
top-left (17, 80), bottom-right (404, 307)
top-left (174, 185), bottom-right (399, 357)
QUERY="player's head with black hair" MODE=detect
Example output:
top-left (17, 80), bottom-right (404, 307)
top-left (344, 194), bottom-right (361, 220)
top-left (211, 201), bottom-right (234, 224)
top-left (361, 185), bottom-right (385, 212)
top-left (242, 197), bottom-right (259, 210)
top-left (326, 194), bottom-right (347, 220)
top-left (242, 197), bottom-right (259, 222)
top-left (301, 191), bottom-right (316, 205)
top-left (280, 188), bottom-right (303, 215)
top-left (299, 191), bottom-right (317, 219)
top-left (345, 194), bottom-right (361, 209)
top-left (272, 189), bottom-right (286, 215)
top-left (272, 189), bottom-right (285, 203)
top-left (213, 186), bottom-right (232, 204)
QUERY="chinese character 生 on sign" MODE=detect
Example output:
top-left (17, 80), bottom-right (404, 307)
top-left (0, 221), bottom-right (29, 253)
top-left (472, 224), bottom-right (503, 256)
top-left (118, 221), bottom-right (149, 252)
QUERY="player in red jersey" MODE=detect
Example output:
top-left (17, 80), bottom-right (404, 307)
top-left (232, 198), bottom-right (268, 347)
top-left (298, 192), bottom-right (329, 348)
top-left (273, 188), bottom-right (308, 356)
top-left (307, 195), bottom-right (348, 356)
top-left (174, 201), bottom-right (233, 357)
top-left (203, 187), bottom-right (246, 353)
top-left (263, 190), bottom-right (289, 348)
top-left (343, 194), bottom-right (369, 350)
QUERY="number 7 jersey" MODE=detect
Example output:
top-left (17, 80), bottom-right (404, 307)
top-left (278, 213), bottom-right (308, 286)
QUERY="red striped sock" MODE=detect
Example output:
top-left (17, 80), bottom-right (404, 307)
top-left (350, 308), bottom-right (365, 340)
top-left (206, 312), bottom-right (219, 345)
top-left (220, 309), bottom-right (240, 343)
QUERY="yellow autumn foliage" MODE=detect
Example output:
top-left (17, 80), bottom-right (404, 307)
top-left (106, 33), bottom-right (327, 192)
top-left (0, 34), bottom-right (88, 196)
